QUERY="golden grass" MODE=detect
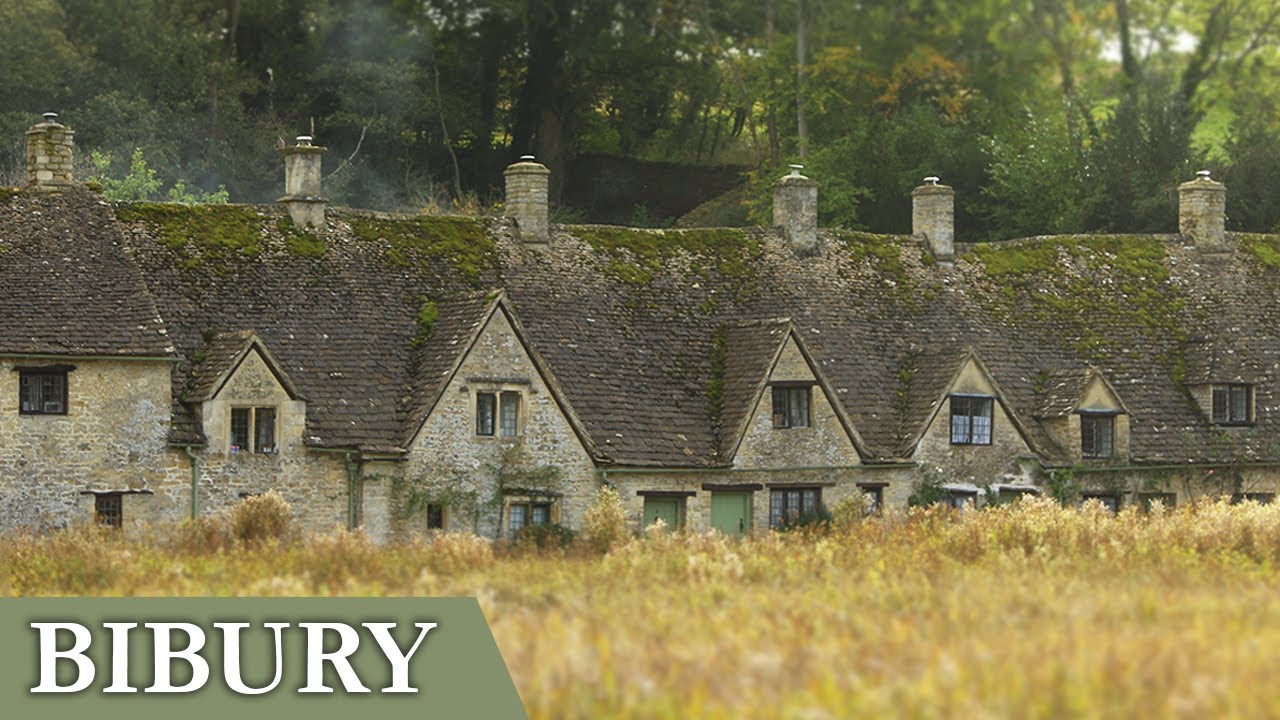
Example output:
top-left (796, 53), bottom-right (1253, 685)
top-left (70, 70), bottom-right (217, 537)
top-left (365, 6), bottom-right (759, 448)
top-left (7, 498), bottom-right (1280, 718)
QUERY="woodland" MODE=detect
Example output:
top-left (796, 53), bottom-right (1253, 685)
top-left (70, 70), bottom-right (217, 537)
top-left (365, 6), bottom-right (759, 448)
top-left (2, 0), bottom-right (1279, 239)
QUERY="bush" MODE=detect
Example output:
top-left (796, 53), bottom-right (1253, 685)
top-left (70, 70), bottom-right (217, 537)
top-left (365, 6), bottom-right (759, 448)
top-left (166, 516), bottom-right (233, 554)
top-left (582, 485), bottom-right (628, 553)
top-left (423, 532), bottom-right (494, 575)
top-left (514, 522), bottom-right (577, 550)
top-left (230, 491), bottom-right (293, 544)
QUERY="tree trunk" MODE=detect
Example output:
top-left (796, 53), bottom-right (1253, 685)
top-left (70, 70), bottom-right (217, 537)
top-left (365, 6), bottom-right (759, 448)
top-left (795, 0), bottom-right (808, 159)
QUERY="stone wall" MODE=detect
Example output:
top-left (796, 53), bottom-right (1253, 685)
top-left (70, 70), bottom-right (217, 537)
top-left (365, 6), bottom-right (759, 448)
top-left (193, 349), bottom-right (349, 532)
top-left (913, 358), bottom-right (1034, 488)
top-left (400, 306), bottom-right (598, 539)
top-left (0, 359), bottom-right (172, 530)
top-left (504, 160), bottom-right (550, 243)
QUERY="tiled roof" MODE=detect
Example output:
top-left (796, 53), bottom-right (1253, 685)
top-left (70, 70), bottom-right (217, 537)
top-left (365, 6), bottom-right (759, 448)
top-left (716, 318), bottom-right (792, 460)
top-left (6, 187), bottom-right (1280, 468)
top-left (0, 189), bottom-right (172, 356)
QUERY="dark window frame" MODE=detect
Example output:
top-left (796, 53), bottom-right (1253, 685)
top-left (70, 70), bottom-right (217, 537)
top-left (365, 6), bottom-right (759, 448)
top-left (229, 406), bottom-right (278, 454)
top-left (507, 500), bottom-right (553, 535)
top-left (1212, 384), bottom-right (1254, 426)
top-left (426, 503), bottom-right (445, 530)
top-left (771, 383), bottom-right (812, 429)
top-left (18, 367), bottom-right (70, 416)
top-left (95, 492), bottom-right (123, 529)
top-left (1081, 492), bottom-right (1121, 513)
top-left (1080, 412), bottom-right (1117, 459)
top-left (768, 487), bottom-right (823, 528)
top-left (949, 394), bottom-right (994, 446)
top-left (477, 390), bottom-right (522, 437)
top-left (1230, 492), bottom-right (1275, 505)
top-left (476, 392), bottom-right (496, 436)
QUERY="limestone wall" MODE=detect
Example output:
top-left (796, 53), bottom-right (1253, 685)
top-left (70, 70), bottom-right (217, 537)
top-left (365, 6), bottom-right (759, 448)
top-left (0, 359), bottom-right (172, 530)
top-left (400, 307), bottom-right (598, 539)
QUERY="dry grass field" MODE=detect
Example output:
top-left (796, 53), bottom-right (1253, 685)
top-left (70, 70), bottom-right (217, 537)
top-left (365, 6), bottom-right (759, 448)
top-left (6, 496), bottom-right (1280, 718)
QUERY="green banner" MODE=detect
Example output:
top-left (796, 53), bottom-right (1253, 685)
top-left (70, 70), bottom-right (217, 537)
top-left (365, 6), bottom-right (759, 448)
top-left (0, 598), bottom-right (526, 719)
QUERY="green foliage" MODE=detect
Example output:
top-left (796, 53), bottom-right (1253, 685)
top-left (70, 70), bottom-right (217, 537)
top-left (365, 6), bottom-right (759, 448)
top-left (275, 217), bottom-right (325, 258)
top-left (349, 216), bottom-right (496, 283)
top-left (115, 203), bottom-right (264, 270)
top-left (512, 523), bottom-right (577, 550)
top-left (0, 187), bottom-right (17, 203)
top-left (412, 300), bottom-right (439, 349)
top-left (92, 148), bottom-right (229, 204)
top-left (572, 225), bottom-right (761, 288)
top-left (908, 474), bottom-right (951, 508)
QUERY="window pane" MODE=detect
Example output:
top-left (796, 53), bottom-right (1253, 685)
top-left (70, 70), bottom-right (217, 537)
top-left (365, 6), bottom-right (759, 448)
top-left (1097, 417), bottom-right (1113, 457)
top-left (772, 387), bottom-right (788, 428)
top-left (790, 388), bottom-right (810, 428)
top-left (96, 493), bottom-right (123, 529)
top-left (1231, 386), bottom-right (1249, 422)
top-left (1212, 387), bottom-right (1228, 423)
top-left (950, 397), bottom-right (970, 444)
top-left (531, 504), bottom-right (550, 526)
top-left (769, 491), bottom-right (784, 528)
top-left (19, 371), bottom-right (66, 414)
top-left (499, 393), bottom-right (520, 436)
top-left (801, 489), bottom-right (818, 516)
top-left (508, 504), bottom-right (526, 533)
top-left (230, 408), bottom-right (250, 452)
top-left (476, 393), bottom-right (496, 436)
top-left (255, 407), bottom-right (276, 453)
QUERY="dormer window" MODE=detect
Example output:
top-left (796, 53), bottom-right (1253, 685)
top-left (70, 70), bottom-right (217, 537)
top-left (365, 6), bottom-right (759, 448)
top-left (477, 391), bottom-right (521, 437)
top-left (230, 407), bottom-right (277, 453)
top-left (1212, 384), bottom-right (1253, 426)
top-left (771, 384), bottom-right (811, 428)
top-left (949, 395), bottom-right (993, 445)
top-left (1080, 413), bottom-right (1116, 458)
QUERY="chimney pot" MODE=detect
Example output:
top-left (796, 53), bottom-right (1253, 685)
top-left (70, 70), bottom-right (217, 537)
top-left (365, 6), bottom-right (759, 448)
top-left (773, 168), bottom-right (819, 256)
top-left (504, 157), bottom-right (551, 243)
top-left (1179, 171), bottom-right (1227, 253)
top-left (26, 112), bottom-right (75, 190)
top-left (277, 133), bottom-right (328, 229)
top-left (912, 176), bottom-right (954, 261)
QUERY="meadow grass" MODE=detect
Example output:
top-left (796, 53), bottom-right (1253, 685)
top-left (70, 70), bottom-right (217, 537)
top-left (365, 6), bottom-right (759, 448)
top-left (5, 497), bottom-right (1280, 718)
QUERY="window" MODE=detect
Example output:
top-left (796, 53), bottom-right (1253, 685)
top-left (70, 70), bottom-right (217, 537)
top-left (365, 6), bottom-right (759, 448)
top-left (19, 369), bottom-right (68, 415)
top-left (229, 407), bottom-right (277, 453)
top-left (944, 491), bottom-right (977, 510)
top-left (1138, 492), bottom-right (1176, 511)
top-left (95, 493), bottom-right (122, 529)
top-left (1231, 492), bottom-right (1275, 505)
top-left (1212, 384), bottom-right (1253, 425)
top-left (477, 391), bottom-right (521, 437)
top-left (950, 395), bottom-right (993, 445)
top-left (771, 385), bottom-right (811, 428)
top-left (769, 487), bottom-right (822, 528)
top-left (426, 503), bottom-right (445, 530)
top-left (1081, 493), bottom-right (1120, 513)
top-left (1081, 413), bottom-right (1116, 458)
top-left (857, 484), bottom-right (885, 514)
top-left (508, 501), bottom-right (552, 534)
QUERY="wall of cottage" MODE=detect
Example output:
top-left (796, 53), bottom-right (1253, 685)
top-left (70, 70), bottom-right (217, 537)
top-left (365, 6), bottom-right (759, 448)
top-left (190, 350), bottom-right (349, 531)
top-left (0, 359), bottom-right (173, 531)
top-left (914, 360), bottom-right (1034, 489)
top-left (398, 308), bottom-right (598, 540)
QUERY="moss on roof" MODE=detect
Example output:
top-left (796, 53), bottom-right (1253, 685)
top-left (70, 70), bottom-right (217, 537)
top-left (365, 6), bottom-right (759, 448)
top-left (115, 203), bottom-right (265, 270)
top-left (971, 235), bottom-right (1185, 358)
top-left (349, 215), bottom-right (496, 282)
top-left (1237, 234), bottom-right (1280, 271)
top-left (0, 187), bottom-right (18, 203)
top-left (276, 217), bottom-right (325, 258)
top-left (570, 225), bottom-right (761, 287)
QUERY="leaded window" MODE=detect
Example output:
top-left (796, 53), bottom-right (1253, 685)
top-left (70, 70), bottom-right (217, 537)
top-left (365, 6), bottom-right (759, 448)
top-left (1081, 413), bottom-right (1115, 458)
top-left (230, 407), bottom-right (277, 453)
top-left (499, 392), bottom-right (520, 436)
top-left (476, 392), bottom-right (496, 435)
top-left (19, 370), bottom-right (68, 415)
top-left (95, 493), bottom-right (123, 529)
top-left (771, 385), bottom-right (811, 428)
top-left (769, 487), bottom-right (821, 528)
top-left (1212, 384), bottom-right (1253, 425)
top-left (950, 395), bottom-right (993, 445)
top-left (508, 501), bottom-right (552, 534)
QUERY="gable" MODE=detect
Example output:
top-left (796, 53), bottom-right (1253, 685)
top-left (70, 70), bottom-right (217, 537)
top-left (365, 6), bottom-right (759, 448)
top-left (731, 335), bottom-right (861, 469)
top-left (1078, 374), bottom-right (1125, 413)
top-left (215, 348), bottom-right (293, 404)
top-left (912, 355), bottom-right (1036, 461)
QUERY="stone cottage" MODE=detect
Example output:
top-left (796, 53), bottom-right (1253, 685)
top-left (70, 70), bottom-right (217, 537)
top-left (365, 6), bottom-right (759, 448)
top-left (4, 113), bottom-right (1280, 541)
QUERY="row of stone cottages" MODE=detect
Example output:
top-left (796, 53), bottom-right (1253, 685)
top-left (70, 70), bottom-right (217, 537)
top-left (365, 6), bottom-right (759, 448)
top-left (3, 112), bottom-right (1280, 541)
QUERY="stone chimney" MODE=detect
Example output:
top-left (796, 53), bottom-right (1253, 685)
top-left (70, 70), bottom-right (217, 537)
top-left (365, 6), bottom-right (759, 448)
top-left (504, 155), bottom-right (550, 243)
top-left (278, 135), bottom-right (327, 229)
top-left (26, 112), bottom-right (75, 190)
top-left (912, 176), bottom-right (954, 262)
top-left (773, 165), bottom-right (819, 256)
top-left (1179, 170), bottom-right (1227, 253)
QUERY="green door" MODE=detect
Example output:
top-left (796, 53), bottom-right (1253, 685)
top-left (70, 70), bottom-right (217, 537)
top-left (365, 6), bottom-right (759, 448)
top-left (643, 497), bottom-right (681, 531)
top-left (710, 492), bottom-right (751, 536)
